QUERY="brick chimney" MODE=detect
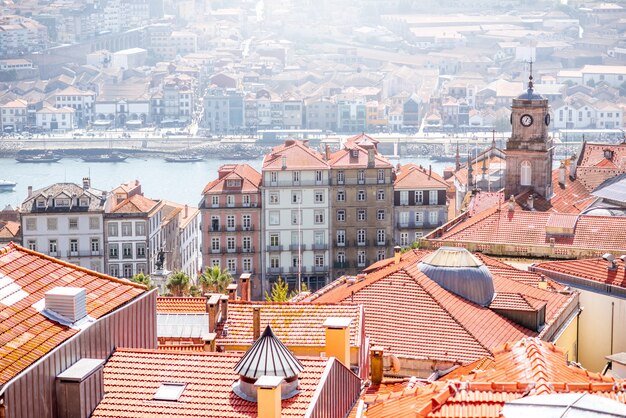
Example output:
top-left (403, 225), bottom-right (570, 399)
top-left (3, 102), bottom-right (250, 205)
top-left (240, 273), bottom-right (251, 301)
top-left (82, 177), bottom-right (90, 189)
top-left (220, 295), bottom-right (228, 321)
top-left (323, 317), bottom-right (352, 367)
top-left (255, 376), bottom-right (283, 418)
top-left (569, 154), bottom-right (577, 179)
top-left (227, 283), bottom-right (238, 300)
top-left (27, 185), bottom-right (32, 198)
top-left (56, 359), bottom-right (105, 418)
top-left (202, 333), bottom-right (216, 352)
top-left (370, 346), bottom-right (384, 385)
top-left (325, 144), bottom-right (330, 161)
top-left (206, 294), bottom-right (221, 333)
top-left (253, 307), bottom-right (261, 341)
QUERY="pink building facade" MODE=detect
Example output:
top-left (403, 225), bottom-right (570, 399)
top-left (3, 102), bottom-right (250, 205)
top-left (201, 164), bottom-right (263, 299)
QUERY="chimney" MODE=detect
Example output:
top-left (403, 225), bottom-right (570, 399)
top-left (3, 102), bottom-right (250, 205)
top-left (253, 307), bottom-right (261, 341)
top-left (370, 346), bottom-right (384, 385)
top-left (569, 155), bottom-right (577, 179)
top-left (325, 144), bottom-right (330, 161)
top-left (184, 204), bottom-right (188, 218)
top-left (394, 246), bottom-right (402, 264)
top-left (202, 333), bottom-right (216, 352)
top-left (255, 376), bottom-right (283, 418)
top-left (537, 277), bottom-right (548, 290)
top-left (527, 194), bottom-right (534, 210)
top-left (82, 177), bottom-right (90, 189)
top-left (27, 185), bottom-right (32, 198)
top-left (227, 283), bottom-right (238, 300)
top-left (558, 162), bottom-right (566, 186)
top-left (240, 273), bottom-right (251, 301)
top-left (323, 317), bottom-right (352, 367)
top-left (206, 294), bottom-right (221, 333)
top-left (367, 149), bottom-right (375, 168)
top-left (56, 359), bottom-right (105, 418)
top-left (281, 156), bottom-right (287, 169)
top-left (220, 295), bottom-right (228, 322)
top-left (45, 287), bottom-right (87, 323)
top-left (508, 195), bottom-right (515, 211)
top-left (428, 165), bottom-right (432, 178)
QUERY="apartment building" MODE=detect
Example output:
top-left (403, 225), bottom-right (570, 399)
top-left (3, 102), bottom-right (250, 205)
top-left (105, 194), bottom-right (156, 279)
top-left (0, 99), bottom-right (27, 131)
top-left (261, 140), bottom-right (331, 294)
top-left (201, 164), bottom-right (262, 298)
top-left (35, 105), bottom-right (75, 131)
top-left (20, 178), bottom-right (106, 272)
top-left (160, 201), bottom-right (201, 281)
top-left (394, 164), bottom-right (449, 246)
top-left (328, 134), bottom-right (394, 277)
top-left (52, 86), bottom-right (96, 127)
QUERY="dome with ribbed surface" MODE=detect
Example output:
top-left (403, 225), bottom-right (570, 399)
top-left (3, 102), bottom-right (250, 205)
top-left (234, 325), bottom-right (304, 379)
top-left (419, 247), bottom-right (495, 307)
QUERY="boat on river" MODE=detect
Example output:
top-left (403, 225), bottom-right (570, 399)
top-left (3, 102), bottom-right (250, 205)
top-left (15, 151), bottom-right (62, 163)
top-left (0, 180), bottom-right (16, 190)
top-left (81, 152), bottom-right (128, 163)
top-left (165, 154), bottom-right (203, 163)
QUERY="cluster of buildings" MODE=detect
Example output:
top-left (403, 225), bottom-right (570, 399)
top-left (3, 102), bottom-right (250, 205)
top-left (2, 178), bottom-right (200, 287)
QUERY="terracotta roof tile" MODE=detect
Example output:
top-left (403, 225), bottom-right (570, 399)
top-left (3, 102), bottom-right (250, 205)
top-left (0, 243), bottom-right (146, 386)
top-left (301, 250), bottom-right (574, 364)
top-left (110, 194), bottom-right (158, 214)
top-left (394, 164), bottom-right (448, 189)
top-left (364, 338), bottom-right (626, 418)
top-left (156, 298), bottom-right (363, 347)
top-left (532, 258), bottom-right (626, 289)
top-left (262, 140), bottom-right (329, 170)
top-left (92, 349), bottom-right (330, 418)
top-left (202, 164), bottom-right (262, 194)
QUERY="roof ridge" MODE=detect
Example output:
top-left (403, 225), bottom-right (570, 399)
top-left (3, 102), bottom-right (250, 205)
top-left (4, 243), bottom-right (147, 290)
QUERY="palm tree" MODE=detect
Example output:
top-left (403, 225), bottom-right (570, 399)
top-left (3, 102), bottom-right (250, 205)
top-left (130, 272), bottom-right (155, 290)
top-left (198, 266), bottom-right (233, 294)
top-left (166, 271), bottom-right (191, 296)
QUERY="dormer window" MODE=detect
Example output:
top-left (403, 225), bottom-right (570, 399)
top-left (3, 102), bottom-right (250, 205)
top-left (55, 198), bottom-right (70, 207)
top-left (604, 149), bottom-right (614, 161)
top-left (36, 199), bottom-right (46, 208)
top-left (79, 198), bottom-right (89, 206)
top-left (226, 179), bottom-right (241, 187)
top-left (351, 149), bottom-right (359, 158)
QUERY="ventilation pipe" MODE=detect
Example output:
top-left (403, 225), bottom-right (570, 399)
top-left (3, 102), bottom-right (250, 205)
top-left (370, 346), bottom-right (384, 385)
top-left (253, 307), bottom-right (261, 341)
top-left (394, 246), bottom-right (402, 264)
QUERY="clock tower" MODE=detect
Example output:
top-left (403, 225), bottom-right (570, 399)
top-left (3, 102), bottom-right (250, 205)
top-left (505, 66), bottom-right (553, 199)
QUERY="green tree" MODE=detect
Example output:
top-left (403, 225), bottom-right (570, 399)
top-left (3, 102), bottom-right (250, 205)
top-left (586, 78), bottom-right (596, 88)
top-left (265, 276), bottom-right (289, 302)
top-left (166, 271), bottom-right (191, 296)
top-left (130, 272), bottom-right (155, 290)
top-left (198, 266), bottom-right (233, 294)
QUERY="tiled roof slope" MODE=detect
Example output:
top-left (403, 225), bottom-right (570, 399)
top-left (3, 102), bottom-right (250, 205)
top-left (328, 142), bottom-right (392, 169)
top-left (364, 338), bottom-right (626, 418)
top-left (21, 182), bottom-right (107, 212)
top-left (202, 164), bottom-right (262, 194)
top-left (0, 220), bottom-right (20, 240)
top-left (531, 258), bottom-right (626, 289)
top-left (156, 297), bottom-right (363, 347)
top-left (110, 194), bottom-right (158, 214)
top-left (216, 302), bottom-right (362, 347)
top-left (576, 142), bottom-right (626, 191)
top-left (302, 250), bottom-right (575, 364)
top-left (394, 164), bottom-right (448, 189)
top-left (92, 349), bottom-right (329, 418)
top-left (0, 243), bottom-right (146, 386)
top-left (262, 139), bottom-right (329, 170)
top-left (432, 207), bottom-right (626, 252)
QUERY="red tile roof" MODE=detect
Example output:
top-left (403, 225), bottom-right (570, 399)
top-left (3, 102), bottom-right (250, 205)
top-left (328, 143), bottom-right (392, 169)
top-left (92, 349), bottom-right (330, 418)
top-left (301, 250), bottom-right (575, 364)
top-left (364, 338), bottom-right (626, 418)
top-left (394, 164), bottom-right (448, 190)
top-left (262, 140), bottom-right (329, 170)
top-left (202, 164), bottom-right (262, 194)
top-left (0, 243), bottom-right (147, 386)
top-left (430, 206), bottom-right (626, 253)
top-left (576, 142), bottom-right (626, 191)
top-left (0, 221), bottom-right (20, 240)
top-left (110, 194), bottom-right (158, 214)
top-left (156, 298), bottom-right (363, 347)
top-left (531, 258), bottom-right (626, 290)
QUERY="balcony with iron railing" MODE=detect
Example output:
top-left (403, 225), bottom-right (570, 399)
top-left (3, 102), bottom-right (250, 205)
top-left (267, 267), bottom-right (283, 275)
top-left (355, 239), bottom-right (369, 247)
top-left (65, 250), bottom-right (102, 257)
top-left (312, 243), bottom-right (328, 251)
top-left (333, 261), bottom-right (350, 269)
top-left (334, 240), bottom-right (347, 248)
top-left (268, 245), bottom-right (284, 252)
top-left (376, 239), bottom-right (389, 247)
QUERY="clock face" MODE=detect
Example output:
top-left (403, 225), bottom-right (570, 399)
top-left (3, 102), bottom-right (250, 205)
top-left (520, 114), bottom-right (533, 127)
top-left (545, 113), bottom-right (551, 126)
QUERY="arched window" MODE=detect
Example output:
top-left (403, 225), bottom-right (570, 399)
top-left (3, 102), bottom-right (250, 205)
top-left (520, 161), bottom-right (532, 186)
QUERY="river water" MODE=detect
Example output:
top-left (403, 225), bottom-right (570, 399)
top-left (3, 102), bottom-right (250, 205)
top-left (0, 156), bottom-right (449, 209)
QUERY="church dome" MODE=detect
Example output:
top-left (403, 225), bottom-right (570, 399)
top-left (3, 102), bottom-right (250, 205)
top-left (517, 88), bottom-right (544, 100)
top-left (418, 247), bottom-right (495, 306)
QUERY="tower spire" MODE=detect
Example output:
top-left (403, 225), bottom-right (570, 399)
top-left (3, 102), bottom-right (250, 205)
top-left (527, 60), bottom-right (534, 93)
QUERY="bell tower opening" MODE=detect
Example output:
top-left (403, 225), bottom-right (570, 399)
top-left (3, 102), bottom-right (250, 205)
top-left (505, 62), bottom-right (553, 199)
